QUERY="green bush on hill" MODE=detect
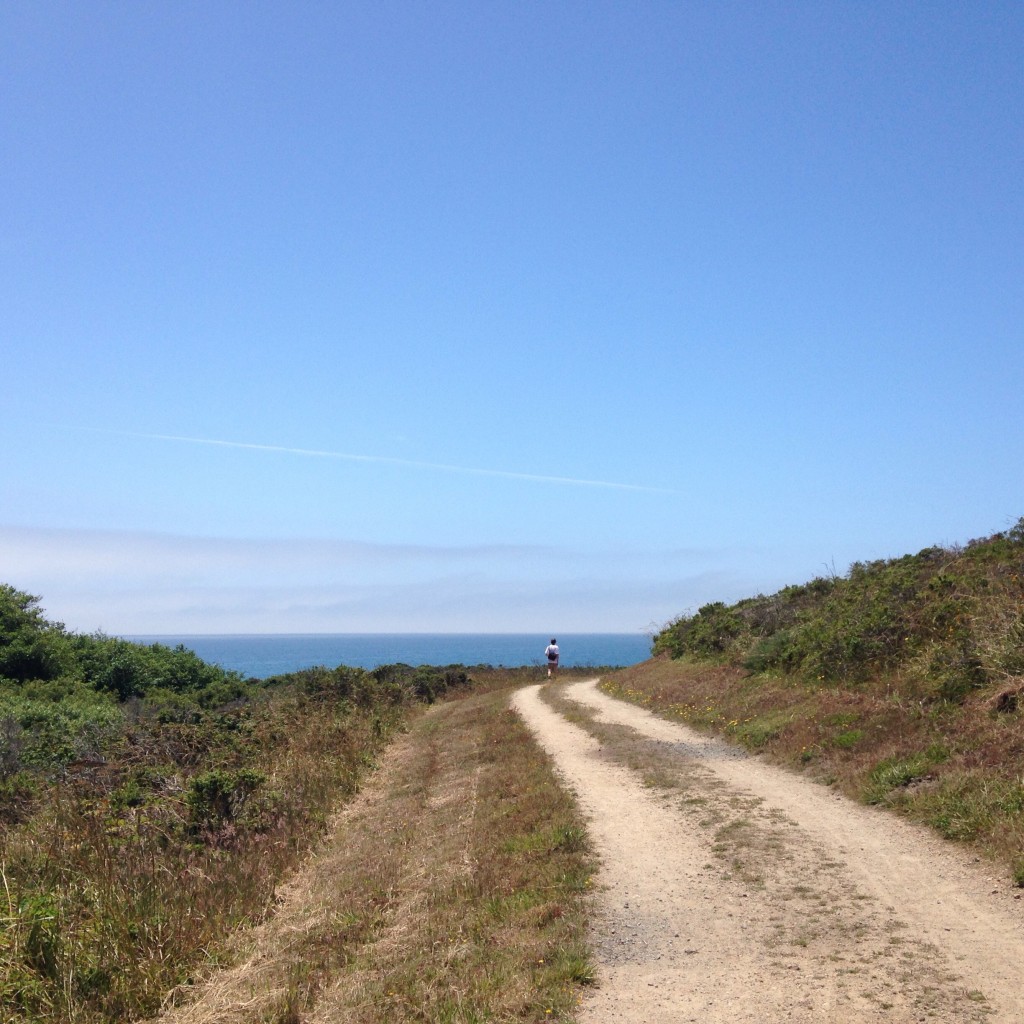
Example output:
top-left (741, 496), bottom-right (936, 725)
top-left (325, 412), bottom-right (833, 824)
top-left (653, 519), bottom-right (1024, 701)
top-left (0, 585), bottom-right (258, 784)
top-left (0, 586), bottom-right (73, 684)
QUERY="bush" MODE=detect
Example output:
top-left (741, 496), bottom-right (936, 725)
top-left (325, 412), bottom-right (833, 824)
top-left (654, 602), bottom-right (743, 659)
top-left (742, 630), bottom-right (798, 673)
top-left (928, 642), bottom-right (988, 703)
top-left (657, 522), bottom-right (1024, 691)
top-left (0, 583), bottom-right (473, 1023)
top-left (72, 634), bottom-right (249, 702)
top-left (0, 770), bottom-right (39, 823)
top-left (187, 768), bottom-right (267, 831)
top-left (0, 686), bottom-right (123, 773)
top-left (0, 586), bottom-right (72, 683)
top-left (864, 746), bottom-right (948, 805)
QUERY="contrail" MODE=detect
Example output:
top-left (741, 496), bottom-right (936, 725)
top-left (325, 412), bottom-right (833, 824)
top-left (109, 431), bottom-right (677, 494)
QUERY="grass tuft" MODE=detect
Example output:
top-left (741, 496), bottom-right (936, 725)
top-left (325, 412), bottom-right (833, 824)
top-left (1012, 858), bottom-right (1024, 888)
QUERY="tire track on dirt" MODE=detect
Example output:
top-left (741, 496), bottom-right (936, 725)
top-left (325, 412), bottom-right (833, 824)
top-left (512, 681), bottom-right (1024, 1023)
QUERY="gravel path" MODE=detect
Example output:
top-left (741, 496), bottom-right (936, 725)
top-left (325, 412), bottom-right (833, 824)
top-left (511, 679), bottom-right (1024, 1024)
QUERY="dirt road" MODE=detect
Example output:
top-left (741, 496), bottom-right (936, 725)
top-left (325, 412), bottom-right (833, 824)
top-left (512, 680), bottom-right (1024, 1024)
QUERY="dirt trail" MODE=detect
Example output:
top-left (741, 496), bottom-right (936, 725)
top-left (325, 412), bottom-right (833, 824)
top-left (511, 679), bottom-right (1024, 1024)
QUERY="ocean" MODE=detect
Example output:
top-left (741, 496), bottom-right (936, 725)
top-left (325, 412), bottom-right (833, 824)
top-left (122, 633), bottom-right (653, 679)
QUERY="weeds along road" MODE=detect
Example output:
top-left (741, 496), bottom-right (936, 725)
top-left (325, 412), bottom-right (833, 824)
top-left (512, 679), bottom-right (1024, 1024)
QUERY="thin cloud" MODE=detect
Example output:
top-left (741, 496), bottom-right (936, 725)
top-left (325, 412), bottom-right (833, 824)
top-left (0, 525), bottom-right (557, 587)
top-left (96, 430), bottom-right (677, 494)
top-left (26, 576), bottom-right (724, 634)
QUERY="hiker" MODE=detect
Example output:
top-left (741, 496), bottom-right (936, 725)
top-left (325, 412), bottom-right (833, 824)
top-left (544, 638), bottom-right (559, 678)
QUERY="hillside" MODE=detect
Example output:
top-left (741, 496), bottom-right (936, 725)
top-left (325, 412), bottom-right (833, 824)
top-left (2, 585), bottom-right (593, 1024)
top-left (604, 520), bottom-right (1024, 884)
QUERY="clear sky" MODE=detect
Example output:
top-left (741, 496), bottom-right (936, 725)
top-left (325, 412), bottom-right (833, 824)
top-left (2, 2), bottom-right (1022, 635)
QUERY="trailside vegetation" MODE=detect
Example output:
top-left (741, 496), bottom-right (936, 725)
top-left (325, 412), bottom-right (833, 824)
top-left (156, 683), bottom-right (597, 1024)
top-left (605, 520), bottom-right (1024, 885)
top-left (653, 519), bottom-right (1024, 696)
top-left (0, 585), bottom-right (481, 1022)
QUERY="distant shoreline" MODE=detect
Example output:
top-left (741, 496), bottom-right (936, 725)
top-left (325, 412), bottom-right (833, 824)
top-left (120, 632), bottom-right (653, 677)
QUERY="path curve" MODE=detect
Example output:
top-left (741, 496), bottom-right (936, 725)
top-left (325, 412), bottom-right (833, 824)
top-left (511, 680), bottom-right (1024, 1023)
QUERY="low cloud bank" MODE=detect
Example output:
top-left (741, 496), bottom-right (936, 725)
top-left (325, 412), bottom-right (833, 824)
top-left (0, 525), bottom-right (767, 634)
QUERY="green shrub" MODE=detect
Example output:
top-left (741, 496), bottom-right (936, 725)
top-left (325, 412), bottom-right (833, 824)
top-left (928, 642), bottom-right (987, 703)
top-left (657, 522), bottom-right (1024, 691)
top-left (654, 602), bottom-right (743, 659)
top-left (141, 688), bottom-right (204, 724)
top-left (733, 710), bottom-right (791, 750)
top-left (742, 630), bottom-right (798, 673)
top-left (0, 586), bottom-right (75, 685)
top-left (0, 770), bottom-right (40, 824)
top-left (864, 746), bottom-right (948, 804)
top-left (72, 634), bottom-right (249, 702)
top-left (0, 583), bottom-right (460, 1022)
top-left (0, 687), bottom-right (123, 772)
top-left (187, 768), bottom-right (267, 831)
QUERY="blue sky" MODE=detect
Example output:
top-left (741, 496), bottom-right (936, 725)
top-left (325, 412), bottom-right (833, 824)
top-left (2, 2), bottom-right (1022, 634)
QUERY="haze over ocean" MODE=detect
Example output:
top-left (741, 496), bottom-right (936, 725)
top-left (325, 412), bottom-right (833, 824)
top-left (123, 633), bottom-right (652, 678)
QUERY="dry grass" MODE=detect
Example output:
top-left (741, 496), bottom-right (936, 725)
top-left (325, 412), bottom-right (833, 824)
top-left (600, 657), bottom-right (1024, 883)
top-left (0, 666), bottom-right (600, 1023)
top-left (154, 684), bottom-right (597, 1024)
top-left (0, 692), bottom-right (404, 1023)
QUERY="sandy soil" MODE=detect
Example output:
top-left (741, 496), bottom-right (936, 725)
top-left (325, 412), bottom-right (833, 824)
top-left (511, 679), bottom-right (1024, 1024)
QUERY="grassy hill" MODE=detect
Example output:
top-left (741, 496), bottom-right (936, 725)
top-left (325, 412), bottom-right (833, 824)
top-left (0, 587), bottom-right (595, 1023)
top-left (602, 519), bottom-right (1024, 885)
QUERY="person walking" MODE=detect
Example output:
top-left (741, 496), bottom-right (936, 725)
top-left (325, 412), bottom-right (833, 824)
top-left (544, 638), bottom-right (559, 679)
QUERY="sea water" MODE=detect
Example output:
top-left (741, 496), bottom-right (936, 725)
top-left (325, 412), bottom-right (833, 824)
top-left (122, 633), bottom-right (653, 679)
